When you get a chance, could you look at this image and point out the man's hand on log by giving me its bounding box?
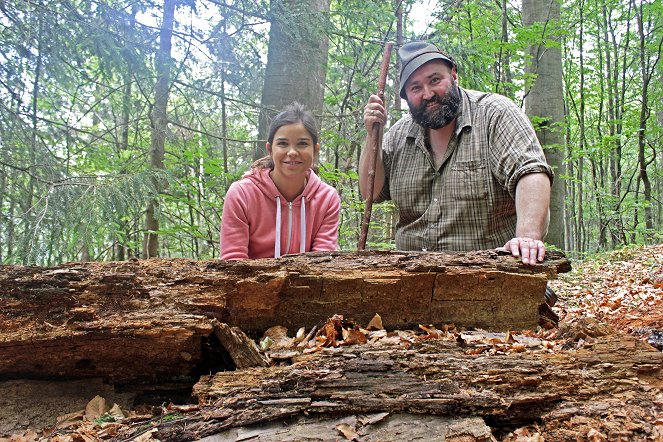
[501,237,545,265]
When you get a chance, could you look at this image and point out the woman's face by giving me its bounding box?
[267,122,319,178]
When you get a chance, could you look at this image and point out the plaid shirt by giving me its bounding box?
[378,88,554,251]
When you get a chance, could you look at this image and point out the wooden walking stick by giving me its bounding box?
[358,42,393,251]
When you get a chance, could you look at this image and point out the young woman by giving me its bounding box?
[220,103,341,259]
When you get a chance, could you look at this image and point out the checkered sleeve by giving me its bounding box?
[488,99,554,198]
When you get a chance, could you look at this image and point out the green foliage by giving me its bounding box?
[0,0,661,264]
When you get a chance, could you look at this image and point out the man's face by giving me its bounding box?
[404,61,460,129]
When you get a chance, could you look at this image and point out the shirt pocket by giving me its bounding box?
[448,159,489,200]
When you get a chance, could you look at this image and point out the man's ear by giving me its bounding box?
[451,67,458,81]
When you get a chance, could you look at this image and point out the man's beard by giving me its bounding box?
[408,84,461,129]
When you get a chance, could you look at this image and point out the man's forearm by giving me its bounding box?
[358,136,386,201]
[514,172,551,240]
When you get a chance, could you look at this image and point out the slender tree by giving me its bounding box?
[632,0,660,240]
[143,0,176,258]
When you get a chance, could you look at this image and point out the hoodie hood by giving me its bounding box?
[245,168,323,201]
[245,168,323,257]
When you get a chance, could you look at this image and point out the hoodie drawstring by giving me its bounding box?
[300,197,306,253]
[274,195,307,258]
[274,196,281,258]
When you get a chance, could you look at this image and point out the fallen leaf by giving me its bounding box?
[56,410,85,427]
[133,428,159,442]
[509,427,544,442]
[336,423,359,441]
[358,412,390,426]
[262,325,293,348]
[342,328,368,346]
[418,324,441,339]
[97,423,122,438]
[587,428,607,441]
[366,313,384,330]
[108,403,125,419]
[85,395,107,421]
[510,343,527,353]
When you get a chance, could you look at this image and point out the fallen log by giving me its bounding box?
[0,250,569,386]
[124,331,662,442]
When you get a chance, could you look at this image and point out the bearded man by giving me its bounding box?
[360,41,554,267]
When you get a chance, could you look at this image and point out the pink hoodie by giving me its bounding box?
[220,168,340,260]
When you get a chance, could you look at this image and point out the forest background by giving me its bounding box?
[0,0,661,266]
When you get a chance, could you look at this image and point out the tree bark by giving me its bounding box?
[255,0,331,159]
[0,250,569,386]
[129,331,662,442]
[633,0,655,238]
[522,0,566,250]
[143,0,176,258]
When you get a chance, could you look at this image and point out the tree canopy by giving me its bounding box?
[0,0,661,265]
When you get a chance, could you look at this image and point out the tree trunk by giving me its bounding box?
[0,250,570,387]
[21,5,44,264]
[497,0,514,99]
[633,0,654,239]
[601,0,627,248]
[255,0,331,160]
[143,0,176,258]
[522,0,566,250]
[394,0,403,113]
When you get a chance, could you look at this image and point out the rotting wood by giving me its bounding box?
[211,319,269,369]
[196,414,495,442]
[135,332,661,442]
[0,250,570,385]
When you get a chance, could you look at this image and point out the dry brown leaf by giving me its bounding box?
[464,347,487,355]
[508,427,544,442]
[84,395,107,420]
[108,403,125,419]
[319,315,344,347]
[336,423,359,441]
[133,428,159,442]
[342,328,368,346]
[510,343,527,353]
[505,330,517,343]
[418,324,441,339]
[74,431,98,442]
[56,410,85,428]
[441,323,456,332]
[366,313,384,330]
[97,423,123,438]
[587,428,607,441]
[358,412,390,426]
[262,325,293,348]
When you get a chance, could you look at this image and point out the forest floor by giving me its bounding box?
[2,244,663,442]
[550,243,663,349]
